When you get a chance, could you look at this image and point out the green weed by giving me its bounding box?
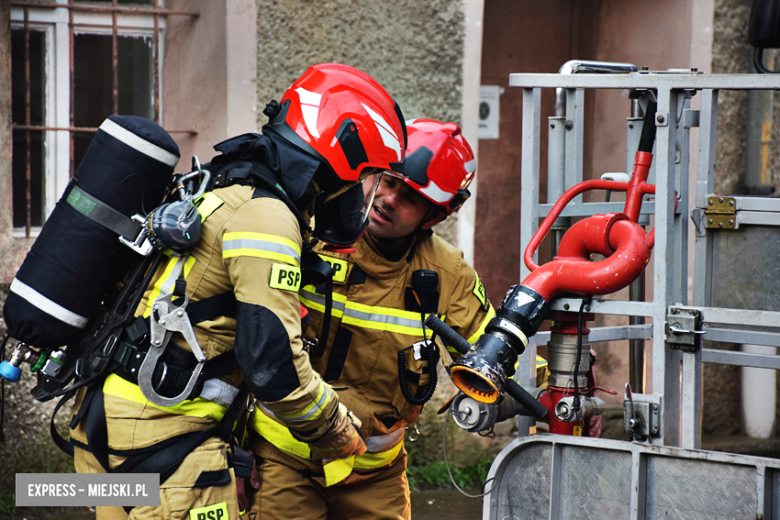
[0,494,15,515]
[406,458,493,492]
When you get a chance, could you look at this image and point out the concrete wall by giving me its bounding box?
[164,0,258,169]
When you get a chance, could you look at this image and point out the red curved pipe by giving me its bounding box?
[522,217,652,301]
[525,151,656,272]
[524,180,629,271]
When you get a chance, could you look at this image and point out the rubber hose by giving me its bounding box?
[505,379,548,420]
[424,315,471,355]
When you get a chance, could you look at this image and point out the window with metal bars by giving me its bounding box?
[9,1,197,238]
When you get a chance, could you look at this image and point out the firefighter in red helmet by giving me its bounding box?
[70,63,406,520]
[247,119,547,519]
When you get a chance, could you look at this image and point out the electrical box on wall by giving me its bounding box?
[479,85,502,139]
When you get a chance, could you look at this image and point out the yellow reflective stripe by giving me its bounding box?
[324,456,355,487]
[466,305,496,344]
[253,406,404,485]
[222,232,301,267]
[195,192,224,222]
[299,285,347,318]
[251,411,312,460]
[143,255,196,318]
[510,355,549,382]
[341,303,444,336]
[353,439,404,469]
[103,373,227,421]
[302,286,450,336]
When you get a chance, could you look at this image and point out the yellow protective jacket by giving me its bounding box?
[250,230,496,484]
[71,183,340,458]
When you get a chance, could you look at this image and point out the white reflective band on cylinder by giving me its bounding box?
[10,278,89,328]
[99,119,179,167]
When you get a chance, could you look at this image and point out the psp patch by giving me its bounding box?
[270,264,302,291]
[189,502,229,520]
[318,255,348,283]
[472,271,487,307]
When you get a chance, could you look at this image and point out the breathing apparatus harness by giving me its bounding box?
[2,142,337,490]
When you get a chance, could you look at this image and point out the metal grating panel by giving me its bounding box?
[487,435,780,520]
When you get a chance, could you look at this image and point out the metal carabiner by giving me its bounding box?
[138,291,206,407]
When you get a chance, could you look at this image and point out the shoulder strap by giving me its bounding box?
[207,159,312,236]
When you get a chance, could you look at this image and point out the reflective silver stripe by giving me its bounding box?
[199,378,240,408]
[222,238,301,264]
[258,385,330,423]
[9,278,89,328]
[99,119,179,167]
[365,428,405,453]
[464,158,477,173]
[160,257,187,294]
[343,307,422,331]
[299,288,346,313]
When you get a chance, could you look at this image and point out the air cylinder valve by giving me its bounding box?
[0,342,39,382]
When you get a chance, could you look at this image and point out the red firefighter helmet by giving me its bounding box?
[397,119,476,215]
[266,63,407,183]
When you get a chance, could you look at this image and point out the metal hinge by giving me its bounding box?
[704,196,736,230]
[666,307,705,353]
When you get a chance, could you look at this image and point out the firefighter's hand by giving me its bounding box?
[310,404,367,463]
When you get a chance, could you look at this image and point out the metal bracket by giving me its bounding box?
[667,307,705,353]
[690,208,706,236]
[682,109,700,129]
[623,385,660,440]
[704,196,736,230]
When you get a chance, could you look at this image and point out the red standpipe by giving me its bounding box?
[522,150,657,435]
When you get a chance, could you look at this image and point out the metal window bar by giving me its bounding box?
[24,8,31,237]
[10,2,199,238]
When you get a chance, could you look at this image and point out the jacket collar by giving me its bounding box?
[353,233,420,279]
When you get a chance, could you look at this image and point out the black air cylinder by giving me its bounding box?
[4,115,179,349]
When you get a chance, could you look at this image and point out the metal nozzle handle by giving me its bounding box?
[424,315,471,355]
[505,379,548,420]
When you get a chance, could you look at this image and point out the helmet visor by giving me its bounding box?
[315,170,384,247]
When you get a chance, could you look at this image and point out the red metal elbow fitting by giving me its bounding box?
[522,213,652,302]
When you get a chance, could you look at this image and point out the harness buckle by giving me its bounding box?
[118,214,155,256]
